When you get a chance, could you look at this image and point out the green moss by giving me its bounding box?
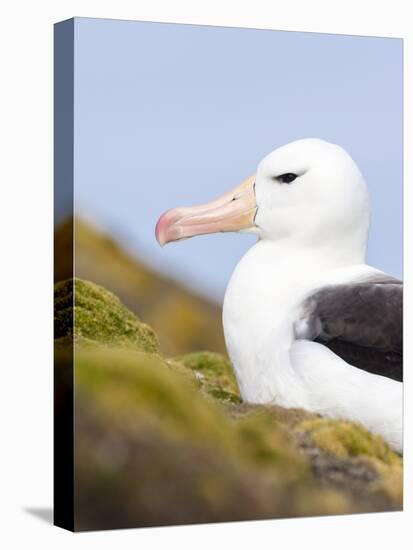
[73,346,350,529]
[52,276,402,527]
[173,351,241,404]
[67,217,227,356]
[295,418,403,509]
[54,278,159,353]
[74,347,301,473]
[297,418,400,465]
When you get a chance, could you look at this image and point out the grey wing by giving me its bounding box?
[301,275,403,381]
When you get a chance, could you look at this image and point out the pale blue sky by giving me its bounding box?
[72,17,403,300]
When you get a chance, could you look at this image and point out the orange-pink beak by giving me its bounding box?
[155,175,257,246]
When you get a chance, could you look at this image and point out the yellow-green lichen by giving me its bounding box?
[298,418,403,509]
[297,418,400,465]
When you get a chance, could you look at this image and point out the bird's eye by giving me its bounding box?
[274,173,298,184]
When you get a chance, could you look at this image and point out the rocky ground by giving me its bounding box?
[54,278,402,531]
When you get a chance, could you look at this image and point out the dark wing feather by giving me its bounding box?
[302,275,403,381]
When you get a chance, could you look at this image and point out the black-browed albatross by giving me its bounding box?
[155,138,403,452]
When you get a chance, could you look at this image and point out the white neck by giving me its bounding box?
[222,234,367,407]
[222,236,402,452]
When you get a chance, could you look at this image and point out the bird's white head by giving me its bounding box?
[155,138,369,259]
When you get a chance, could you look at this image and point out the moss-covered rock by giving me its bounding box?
[172,351,241,404]
[74,346,348,530]
[297,418,400,465]
[295,418,403,509]
[53,276,403,530]
[54,278,159,353]
[75,348,301,474]
[66,217,227,356]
